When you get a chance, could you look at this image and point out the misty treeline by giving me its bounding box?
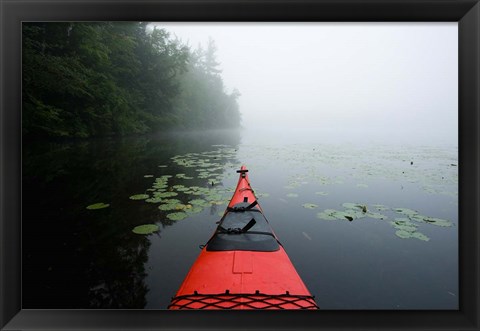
[22,22,241,139]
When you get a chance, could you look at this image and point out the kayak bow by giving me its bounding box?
[168,165,319,309]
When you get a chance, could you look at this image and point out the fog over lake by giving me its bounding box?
[152,22,458,147]
[22,22,458,310]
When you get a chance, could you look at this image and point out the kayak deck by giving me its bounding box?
[168,166,318,309]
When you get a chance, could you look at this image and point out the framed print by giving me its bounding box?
[1,0,479,330]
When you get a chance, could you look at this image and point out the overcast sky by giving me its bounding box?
[152,22,457,145]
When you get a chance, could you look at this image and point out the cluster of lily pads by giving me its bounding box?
[257,143,458,200]
[314,202,452,241]
[315,203,387,221]
[126,146,241,234]
[87,143,457,239]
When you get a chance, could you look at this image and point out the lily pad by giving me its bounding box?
[175,204,193,211]
[86,202,110,210]
[158,203,180,211]
[366,212,387,220]
[302,203,318,209]
[286,193,299,198]
[391,219,417,232]
[205,193,223,201]
[129,194,149,200]
[145,197,163,203]
[144,175,154,178]
[412,232,430,241]
[395,230,412,239]
[342,203,363,210]
[317,212,338,221]
[394,229,430,241]
[394,208,418,217]
[176,174,194,180]
[315,191,329,196]
[154,192,178,198]
[316,209,362,221]
[372,204,390,211]
[413,215,452,227]
[132,224,159,235]
[153,183,168,190]
[189,199,208,207]
[166,212,188,221]
[174,186,190,192]
[185,206,204,214]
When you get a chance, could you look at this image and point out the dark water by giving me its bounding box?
[22,128,458,309]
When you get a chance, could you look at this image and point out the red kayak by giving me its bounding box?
[168,166,319,309]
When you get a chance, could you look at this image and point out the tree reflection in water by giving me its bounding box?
[22,129,241,308]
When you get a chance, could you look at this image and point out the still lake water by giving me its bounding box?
[22,128,458,309]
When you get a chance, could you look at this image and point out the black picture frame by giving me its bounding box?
[1,0,479,330]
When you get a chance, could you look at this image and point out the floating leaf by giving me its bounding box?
[86,202,110,210]
[132,224,159,235]
[395,229,430,241]
[413,215,452,227]
[286,193,299,198]
[356,183,369,188]
[176,173,194,180]
[162,199,182,204]
[366,212,387,220]
[154,192,178,198]
[144,175,154,178]
[394,208,418,216]
[411,232,430,241]
[153,184,168,190]
[315,191,329,196]
[372,204,390,211]
[302,203,318,209]
[391,220,417,232]
[395,230,411,239]
[342,202,363,210]
[145,197,163,204]
[174,186,190,192]
[316,212,338,221]
[205,191,223,199]
[129,194,149,200]
[166,212,188,221]
[316,209,361,221]
[185,206,203,214]
[189,199,208,207]
[175,204,193,210]
[158,203,180,211]
[395,208,453,227]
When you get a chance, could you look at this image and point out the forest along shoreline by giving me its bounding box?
[22,22,241,140]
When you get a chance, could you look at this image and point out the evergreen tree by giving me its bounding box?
[22,22,241,139]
